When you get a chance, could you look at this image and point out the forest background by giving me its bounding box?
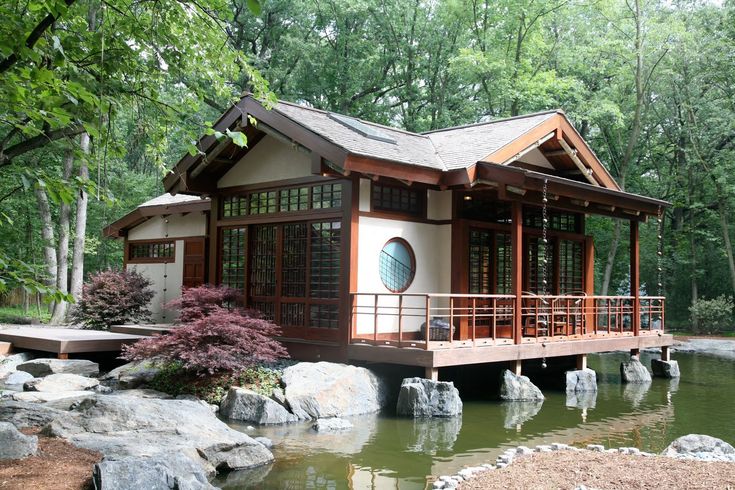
[1,0,733,327]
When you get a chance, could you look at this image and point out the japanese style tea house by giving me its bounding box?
[105,94,673,379]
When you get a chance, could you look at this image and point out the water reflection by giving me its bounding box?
[502,400,543,429]
[396,416,462,454]
[565,390,596,410]
[218,352,735,489]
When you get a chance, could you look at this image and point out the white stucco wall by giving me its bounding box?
[355,217,451,334]
[126,213,206,322]
[127,213,206,240]
[217,135,312,188]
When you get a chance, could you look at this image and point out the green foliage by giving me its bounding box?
[147,361,283,405]
[689,296,734,335]
[0,305,51,324]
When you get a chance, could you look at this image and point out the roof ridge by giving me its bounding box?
[422,109,563,135]
[274,98,429,139]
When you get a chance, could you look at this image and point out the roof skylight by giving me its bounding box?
[328,113,397,144]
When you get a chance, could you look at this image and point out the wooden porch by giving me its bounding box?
[348,292,672,368]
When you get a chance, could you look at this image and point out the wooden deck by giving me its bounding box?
[0,327,145,358]
[348,333,674,368]
[110,324,176,336]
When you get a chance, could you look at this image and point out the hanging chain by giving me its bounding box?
[541,179,549,297]
[162,216,169,322]
[657,206,664,295]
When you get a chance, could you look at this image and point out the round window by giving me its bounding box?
[379,238,416,293]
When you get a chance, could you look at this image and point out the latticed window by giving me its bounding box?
[249,191,277,214]
[222,196,247,217]
[495,232,512,294]
[371,184,423,215]
[524,208,581,233]
[281,223,307,297]
[312,183,342,209]
[310,222,342,299]
[528,237,555,294]
[469,229,492,294]
[378,238,415,293]
[249,225,277,297]
[310,304,339,329]
[220,228,246,290]
[280,187,309,212]
[128,241,174,262]
[559,239,584,294]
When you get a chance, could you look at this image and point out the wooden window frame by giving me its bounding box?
[370,182,427,219]
[126,239,175,264]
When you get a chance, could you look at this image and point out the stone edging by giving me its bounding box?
[432,443,657,489]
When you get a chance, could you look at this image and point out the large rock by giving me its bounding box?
[11,390,95,407]
[0,421,38,459]
[312,418,353,432]
[43,395,273,474]
[17,358,99,377]
[220,387,297,425]
[0,352,37,379]
[0,400,66,428]
[620,357,652,383]
[24,373,100,392]
[100,361,161,389]
[565,368,597,393]
[662,434,735,462]
[281,362,388,420]
[651,359,680,378]
[93,453,215,490]
[396,378,462,417]
[3,370,34,387]
[499,370,544,401]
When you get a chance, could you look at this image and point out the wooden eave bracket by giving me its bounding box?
[556,136,600,187]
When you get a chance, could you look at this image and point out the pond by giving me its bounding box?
[216,351,735,490]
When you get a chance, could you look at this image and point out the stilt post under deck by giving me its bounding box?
[511,201,523,345]
[631,220,640,336]
[57,352,69,360]
[576,353,587,370]
[510,359,522,376]
[661,345,671,362]
[425,367,439,381]
[630,348,640,359]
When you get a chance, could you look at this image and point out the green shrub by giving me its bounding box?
[147,361,284,405]
[689,295,734,334]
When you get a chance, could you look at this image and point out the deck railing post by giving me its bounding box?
[631,220,641,336]
[511,201,523,344]
[398,294,403,344]
[350,293,356,343]
[471,298,476,343]
[373,294,378,343]
[449,297,454,344]
[425,295,431,350]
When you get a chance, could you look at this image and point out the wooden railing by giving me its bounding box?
[349,292,665,349]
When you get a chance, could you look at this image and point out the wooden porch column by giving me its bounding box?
[584,236,595,334]
[511,201,523,344]
[425,367,439,381]
[576,353,587,370]
[510,359,522,376]
[630,221,640,336]
[661,345,671,362]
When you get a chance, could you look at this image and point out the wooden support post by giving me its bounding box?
[584,236,595,334]
[631,220,640,336]
[511,359,522,376]
[630,348,640,359]
[511,201,523,345]
[57,353,69,360]
[661,345,671,362]
[425,367,439,381]
[576,353,587,370]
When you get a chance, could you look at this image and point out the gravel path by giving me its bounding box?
[458,451,735,490]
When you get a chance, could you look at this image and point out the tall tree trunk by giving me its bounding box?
[600,0,644,295]
[34,185,57,312]
[50,149,74,324]
[718,199,735,295]
[68,133,90,317]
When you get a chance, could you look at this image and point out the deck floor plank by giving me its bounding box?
[0,327,145,355]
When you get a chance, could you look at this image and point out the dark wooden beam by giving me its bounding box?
[630,220,640,337]
[511,201,523,345]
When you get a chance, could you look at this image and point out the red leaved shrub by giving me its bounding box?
[122,284,289,374]
[72,269,154,330]
[164,284,241,323]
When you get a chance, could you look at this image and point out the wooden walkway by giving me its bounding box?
[0,327,144,358]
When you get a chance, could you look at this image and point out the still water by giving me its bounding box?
[217,351,735,489]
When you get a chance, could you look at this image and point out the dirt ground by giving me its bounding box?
[458,451,735,490]
[0,428,100,490]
